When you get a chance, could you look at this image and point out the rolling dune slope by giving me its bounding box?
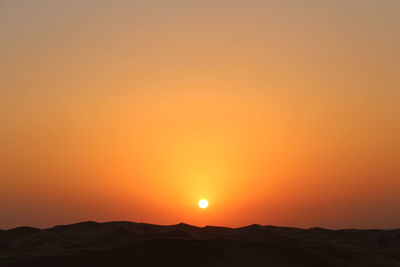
[1,221,400,266]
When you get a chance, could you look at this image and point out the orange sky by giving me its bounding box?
[1,0,399,229]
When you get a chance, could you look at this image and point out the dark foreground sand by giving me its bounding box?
[1,221,400,266]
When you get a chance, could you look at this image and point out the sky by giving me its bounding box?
[0,0,399,229]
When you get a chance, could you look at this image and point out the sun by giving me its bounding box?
[198,199,209,209]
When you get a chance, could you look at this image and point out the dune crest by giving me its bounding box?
[1,221,400,266]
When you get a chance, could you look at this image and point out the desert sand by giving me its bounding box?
[1,221,400,266]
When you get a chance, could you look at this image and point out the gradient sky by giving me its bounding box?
[1,0,399,229]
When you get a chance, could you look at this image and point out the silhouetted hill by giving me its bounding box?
[1,222,400,266]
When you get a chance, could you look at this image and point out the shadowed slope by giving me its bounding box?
[1,222,400,267]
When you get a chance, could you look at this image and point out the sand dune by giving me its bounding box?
[1,221,400,266]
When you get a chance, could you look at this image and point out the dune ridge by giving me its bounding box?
[1,221,400,266]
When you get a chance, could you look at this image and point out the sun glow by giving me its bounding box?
[198,199,209,209]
